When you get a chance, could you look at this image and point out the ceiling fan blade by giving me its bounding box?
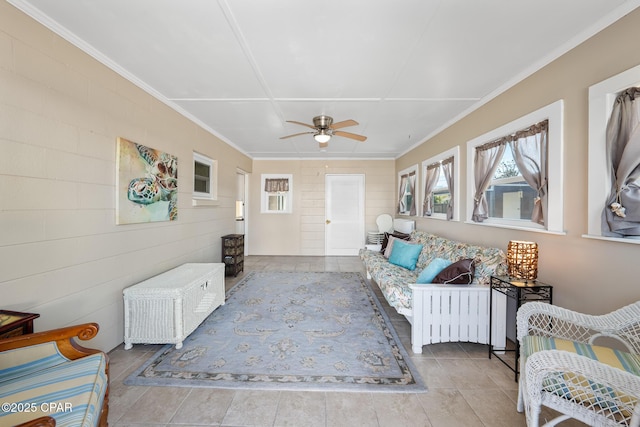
[334,130,367,142]
[286,120,316,130]
[280,131,314,140]
[318,142,329,149]
[330,119,358,130]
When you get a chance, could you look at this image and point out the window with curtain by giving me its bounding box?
[466,100,564,234]
[422,157,454,218]
[421,147,459,221]
[440,157,454,220]
[261,174,293,213]
[602,87,640,237]
[587,65,640,242]
[397,166,417,216]
[422,162,441,216]
[473,120,548,224]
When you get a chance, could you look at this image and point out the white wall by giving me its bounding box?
[0,2,252,351]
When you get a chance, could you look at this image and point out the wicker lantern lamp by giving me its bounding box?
[507,240,538,281]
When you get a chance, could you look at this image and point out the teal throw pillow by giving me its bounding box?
[388,239,423,271]
[417,258,452,284]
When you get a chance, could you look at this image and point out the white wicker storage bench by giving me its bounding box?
[123,263,225,349]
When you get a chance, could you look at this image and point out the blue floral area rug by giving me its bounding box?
[124,271,426,392]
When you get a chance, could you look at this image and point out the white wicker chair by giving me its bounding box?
[517,301,640,427]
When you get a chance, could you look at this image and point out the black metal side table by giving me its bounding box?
[489,275,553,381]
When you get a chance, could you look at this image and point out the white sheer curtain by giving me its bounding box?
[398,171,417,215]
[472,140,507,222]
[422,163,440,216]
[602,87,640,236]
[441,157,454,220]
[409,172,417,216]
[397,174,408,214]
[509,120,548,225]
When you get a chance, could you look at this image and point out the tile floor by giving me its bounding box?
[107,256,585,426]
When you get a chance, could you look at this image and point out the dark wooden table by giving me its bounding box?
[0,310,40,339]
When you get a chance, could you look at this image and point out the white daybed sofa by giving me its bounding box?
[359,230,508,353]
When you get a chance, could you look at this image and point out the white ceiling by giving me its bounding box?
[9,0,640,159]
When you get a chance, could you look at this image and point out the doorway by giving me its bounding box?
[503,191,521,219]
[325,174,365,255]
[236,169,248,255]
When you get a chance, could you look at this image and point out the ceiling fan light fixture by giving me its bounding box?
[314,130,331,143]
[281,116,365,143]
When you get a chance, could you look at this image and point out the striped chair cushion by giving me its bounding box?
[0,342,72,384]
[522,336,640,375]
[0,351,107,427]
[522,335,640,415]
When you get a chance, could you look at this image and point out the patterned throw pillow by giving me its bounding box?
[383,235,399,258]
[380,231,411,254]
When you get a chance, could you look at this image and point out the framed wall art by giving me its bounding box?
[116,137,178,224]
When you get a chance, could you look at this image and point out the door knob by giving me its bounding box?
[326,219,331,224]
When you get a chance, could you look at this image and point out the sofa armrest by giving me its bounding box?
[0,323,100,361]
[15,416,56,427]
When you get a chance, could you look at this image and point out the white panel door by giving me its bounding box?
[325,174,365,255]
[503,191,521,219]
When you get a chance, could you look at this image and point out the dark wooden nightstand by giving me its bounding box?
[221,234,244,277]
[0,310,40,339]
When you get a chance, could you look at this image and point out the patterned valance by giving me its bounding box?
[476,120,548,152]
[426,161,441,171]
[441,156,454,166]
[264,178,289,192]
[426,156,453,170]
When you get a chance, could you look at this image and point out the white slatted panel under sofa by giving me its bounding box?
[409,283,506,354]
[123,263,225,350]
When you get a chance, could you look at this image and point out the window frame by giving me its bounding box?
[397,165,418,216]
[465,100,565,234]
[261,174,293,214]
[421,146,460,221]
[586,63,640,244]
[192,151,218,202]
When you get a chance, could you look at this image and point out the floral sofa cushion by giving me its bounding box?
[361,249,418,315]
[360,230,507,315]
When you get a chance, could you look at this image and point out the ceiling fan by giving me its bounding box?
[280,115,367,149]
